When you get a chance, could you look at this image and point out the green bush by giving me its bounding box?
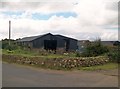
[75,52,80,57]
[1,39,20,50]
[107,47,120,63]
[80,39,109,57]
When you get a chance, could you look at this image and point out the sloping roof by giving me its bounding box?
[18,35,41,42]
[55,35,77,41]
[18,33,78,42]
[17,33,53,42]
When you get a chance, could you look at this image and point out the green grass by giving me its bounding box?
[2,49,69,58]
[2,49,37,57]
[78,63,118,71]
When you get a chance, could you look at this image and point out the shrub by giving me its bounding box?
[75,52,80,57]
[1,39,21,50]
[107,52,119,63]
[107,46,120,63]
[80,39,109,57]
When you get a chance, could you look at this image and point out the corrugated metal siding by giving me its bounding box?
[69,39,78,50]
[18,33,78,51]
[56,38,65,48]
[32,34,52,48]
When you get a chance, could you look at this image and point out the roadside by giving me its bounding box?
[3,61,118,77]
[2,62,118,87]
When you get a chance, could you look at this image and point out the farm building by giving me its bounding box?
[17,33,78,51]
[101,41,115,46]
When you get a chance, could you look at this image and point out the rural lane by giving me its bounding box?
[2,62,118,87]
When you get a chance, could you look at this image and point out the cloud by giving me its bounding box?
[0,0,118,41]
[0,2,75,13]
[106,2,118,11]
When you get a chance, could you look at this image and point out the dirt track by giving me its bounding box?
[2,62,118,87]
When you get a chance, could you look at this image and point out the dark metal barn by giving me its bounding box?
[17,33,78,51]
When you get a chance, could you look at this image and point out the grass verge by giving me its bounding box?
[78,63,118,71]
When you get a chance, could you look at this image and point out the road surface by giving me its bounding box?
[2,62,118,87]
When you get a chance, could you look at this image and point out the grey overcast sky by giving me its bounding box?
[0,0,119,41]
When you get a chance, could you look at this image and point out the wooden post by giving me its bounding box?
[9,20,11,46]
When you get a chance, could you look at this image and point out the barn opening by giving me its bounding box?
[44,40,57,51]
[64,39,70,51]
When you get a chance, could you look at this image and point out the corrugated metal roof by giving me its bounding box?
[17,33,52,42]
[17,35,42,42]
[17,33,78,42]
[55,35,77,41]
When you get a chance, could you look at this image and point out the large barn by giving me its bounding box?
[17,33,78,51]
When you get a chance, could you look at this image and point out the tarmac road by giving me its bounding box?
[2,62,118,87]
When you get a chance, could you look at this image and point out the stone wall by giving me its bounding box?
[2,54,109,70]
